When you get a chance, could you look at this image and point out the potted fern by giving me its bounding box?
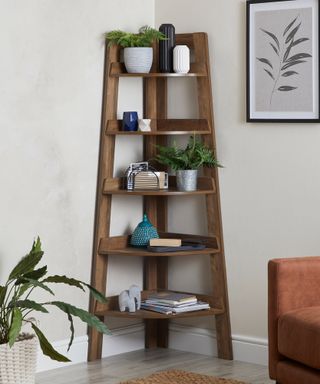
[154,135,222,192]
[0,237,109,384]
[105,26,166,73]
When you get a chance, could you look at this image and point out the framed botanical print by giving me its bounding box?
[246,0,320,122]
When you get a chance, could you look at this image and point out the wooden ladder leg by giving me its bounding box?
[156,78,169,348]
[88,42,119,361]
[194,32,233,360]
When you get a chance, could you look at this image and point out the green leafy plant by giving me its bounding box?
[0,238,109,362]
[105,25,166,47]
[154,135,222,171]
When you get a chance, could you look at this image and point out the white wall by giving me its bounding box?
[0,0,154,346]
[156,0,320,341]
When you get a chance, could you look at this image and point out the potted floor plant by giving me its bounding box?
[0,237,109,384]
[154,135,222,192]
[105,26,166,73]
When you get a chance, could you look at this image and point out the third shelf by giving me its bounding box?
[103,176,216,196]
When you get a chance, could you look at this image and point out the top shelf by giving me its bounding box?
[109,62,207,78]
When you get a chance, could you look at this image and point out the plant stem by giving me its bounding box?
[270,57,282,106]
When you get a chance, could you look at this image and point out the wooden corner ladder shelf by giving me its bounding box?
[88,32,233,361]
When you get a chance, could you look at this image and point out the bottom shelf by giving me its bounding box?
[95,307,224,319]
[94,290,224,320]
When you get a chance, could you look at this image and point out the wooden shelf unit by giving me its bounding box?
[88,32,233,362]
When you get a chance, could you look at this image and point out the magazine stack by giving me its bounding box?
[140,291,210,315]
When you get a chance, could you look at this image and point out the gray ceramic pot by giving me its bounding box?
[176,169,198,191]
[124,47,153,73]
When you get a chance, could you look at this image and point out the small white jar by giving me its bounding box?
[173,45,190,74]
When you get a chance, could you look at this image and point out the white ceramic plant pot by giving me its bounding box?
[0,336,37,384]
[176,169,198,191]
[173,45,190,74]
[124,47,153,73]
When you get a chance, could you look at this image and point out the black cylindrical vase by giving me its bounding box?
[159,24,175,73]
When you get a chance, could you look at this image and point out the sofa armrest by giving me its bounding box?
[268,257,320,379]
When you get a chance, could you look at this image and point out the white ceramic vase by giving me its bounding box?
[124,47,153,73]
[173,45,190,74]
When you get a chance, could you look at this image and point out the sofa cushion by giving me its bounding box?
[278,306,320,369]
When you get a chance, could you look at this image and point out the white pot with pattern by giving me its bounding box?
[124,47,153,73]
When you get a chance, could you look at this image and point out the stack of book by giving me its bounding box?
[140,291,210,315]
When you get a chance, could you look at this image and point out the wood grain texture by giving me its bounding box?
[103,176,216,196]
[194,32,233,360]
[88,42,118,361]
[109,62,206,77]
[105,118,210,135]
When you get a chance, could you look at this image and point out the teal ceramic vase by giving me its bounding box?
[130,214,159,247]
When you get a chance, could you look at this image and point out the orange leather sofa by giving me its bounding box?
[269,257,320,384]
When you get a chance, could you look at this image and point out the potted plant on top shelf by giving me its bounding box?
[0,237,109,384]
[154,135,222,192]
[105,26,166,74]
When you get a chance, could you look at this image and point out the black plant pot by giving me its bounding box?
[159,24,175,73]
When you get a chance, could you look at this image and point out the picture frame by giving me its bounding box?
[246,0,320,122]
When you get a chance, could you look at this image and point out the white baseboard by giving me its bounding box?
[37,323,268,372]
[101,324,144,357]
[36,324,144,372]
[169,323,268,366]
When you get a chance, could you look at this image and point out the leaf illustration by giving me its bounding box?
[281,60,306,70]
[260,28,280,49]
[264,69,274,79]
[286,52,312,62]
[270,43,279,55]
[278,86,298,91]
[282,71,298,77]
[285,23,301,44]
[283,16,298,36]
[292,37,309,47]
[256,57,273,69]
[283,40,294,62]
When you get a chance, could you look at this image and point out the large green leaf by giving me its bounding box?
[22,266,47,281]
[17,284,31,299]
[66,312,74,351]
[15,278,54,296]
[9,238,43,280]
[43,276,107,303]
[14,300,48,313]
[83,283,108,304]
[8,308,22,347]
[0,286,7,306]
[50,301,110,335]
[31,323,70,362]
[42,275,84,291]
